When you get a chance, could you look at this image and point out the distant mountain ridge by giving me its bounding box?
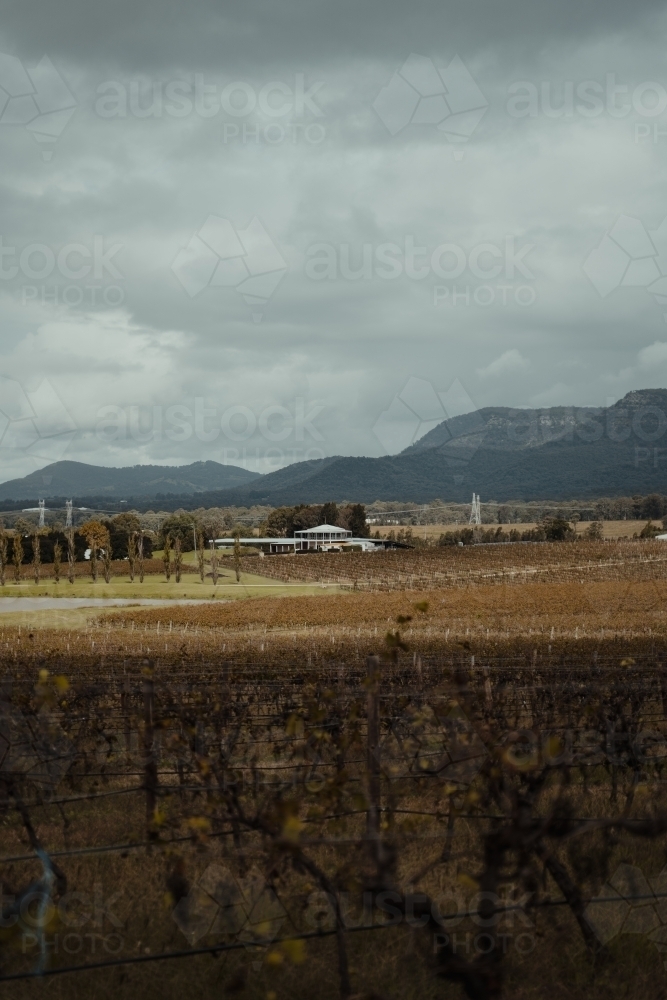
[403,388,667,461]
[0,460,260,501]
[2,391,667,508]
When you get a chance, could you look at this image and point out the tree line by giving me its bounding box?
[261,502,369,538]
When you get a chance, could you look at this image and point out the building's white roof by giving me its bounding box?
[294,523,351,535]
[214,537,297,544]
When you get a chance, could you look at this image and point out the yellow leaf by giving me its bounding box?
[286,713,304,737]
[187,816,211,832]
[55,675,69,692]
[281,938,306,964]
[38,668,49,682]
[282,815,303,842]
[265,949,284,967]
[457,873,479,890]
[544,736,564,760]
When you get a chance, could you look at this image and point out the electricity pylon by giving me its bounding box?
[469,493,481,525]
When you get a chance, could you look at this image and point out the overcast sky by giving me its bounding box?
[1,0,667,480]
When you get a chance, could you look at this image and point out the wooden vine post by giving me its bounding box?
[143,674,158,841]
[0,676,11,775]
[366,655,381,839]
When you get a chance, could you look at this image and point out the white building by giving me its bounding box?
[293,523,352,550]
[214,523,394,554]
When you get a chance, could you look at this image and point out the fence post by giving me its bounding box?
[143,676,158,841]
[121,680,131,755]
[0,676,11,776]
[660,658,667,720]
[483,665,493,710]
[366,655,381,838]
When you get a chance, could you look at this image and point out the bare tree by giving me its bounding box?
[53,540,61,584]
[128,531,136,582]
[210,539,219,586]
[32,531,41,584]
[67,528,75,584]
[163,532,172,581]
[90,539,98,582]
[233,528,241,583]
[0,530,7,587]
[173,536,182,583]
[12,531,23,585]
[82,520,109,584]
[138,530,144,583]
[103,541,112,584]
[196,528,205,582]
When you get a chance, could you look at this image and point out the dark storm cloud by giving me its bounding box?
[3,0,665,70]
[0,0,666,478]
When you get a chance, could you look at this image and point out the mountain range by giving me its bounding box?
[1,390,666,509]
[0,460,260,502]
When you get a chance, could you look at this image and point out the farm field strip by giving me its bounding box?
[0,578,662,670]
[241,539,667,590]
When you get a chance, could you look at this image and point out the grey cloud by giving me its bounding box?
[0,2,665,476]
[2,0,665,71]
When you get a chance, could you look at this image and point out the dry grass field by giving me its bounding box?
[2,536,667,1000]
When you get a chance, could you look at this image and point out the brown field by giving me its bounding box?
[106,578,667,639]
[3,535,667,1000]
[237,537,667,590]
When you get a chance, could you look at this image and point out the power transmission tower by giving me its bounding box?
[65,500,72,529]
[469,493,481,526]
[38,499,45,528]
